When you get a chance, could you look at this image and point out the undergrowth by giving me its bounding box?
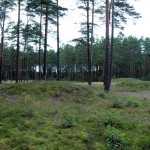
[114,80,150,92]
[0,80,150,149]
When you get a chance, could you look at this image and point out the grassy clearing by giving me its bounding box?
[111,78,150,92]
[111,78,141,82]
[0,80,150,150]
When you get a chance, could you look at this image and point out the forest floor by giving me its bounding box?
[0,78,150,150]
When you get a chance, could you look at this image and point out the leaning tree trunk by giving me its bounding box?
[104,0,110,92]
[16,0,21,83]
[43,4,48,79]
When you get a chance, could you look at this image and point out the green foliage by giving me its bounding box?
[0,81,150,149]
[126,97,141,107]
[112,100,124,108]
[102,113,122,128]
[112,96,142,108]
[137,136,150,150]
[99,91,106,98]
[112,96,125,108]
[60,44,75,67]
[61,108,77,128]
[116,81,150,89]
[2,35,150,82]
[105,127,131,150]
[114,80,150,92]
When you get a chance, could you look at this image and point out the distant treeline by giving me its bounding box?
[2,36,150,82]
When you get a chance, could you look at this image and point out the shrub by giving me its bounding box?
[61,108,76,128]
[102,113,122,128]
[126,97,141,107]
[105,127,130,150]
[137,136,150,150]
[112,96,142,108]
[99,91,106,98]
[112,96,125,108]
[112,100,125,108]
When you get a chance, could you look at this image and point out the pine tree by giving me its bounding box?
[104,0,110,92]
[0,0,15,83]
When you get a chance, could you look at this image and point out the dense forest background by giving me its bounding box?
[0,0,150,86]
[2,36,150,82]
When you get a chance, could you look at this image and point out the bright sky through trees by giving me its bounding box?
[59,0,150,44]
[8,0,150,50]
[124,0,150,38]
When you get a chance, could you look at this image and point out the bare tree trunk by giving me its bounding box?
[0,41,2,83]
[23,10,29,82]
[16,0,21,83]
[43,4,48,79]
[87,0,91,85]
[0,0,7,83]
[104,0,110,92]
[39,4,43,80]
[57,0,60,80]
[109,0,114,86]
[90,0,95,82]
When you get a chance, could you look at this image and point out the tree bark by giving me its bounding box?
[104,0,110,92]
[43,4,48,79]
[0,41,2,83]
[0,0,7,83]
[16,0,21,83]
[109,0,114,87]
[90,0,94,82]
[39,4,43,80]
[57,0,60,80]
[87,0,91,85]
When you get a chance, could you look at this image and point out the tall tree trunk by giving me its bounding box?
[109,0,114,86]
[0,41,2,83]
[56,0,60,80]
[16,0,21,83]
[87,0,91,85]
[0,0,7,83]
[23,10,29,82]
[43,4,48,79]
[104,0,110,92]
[39,4,43,80]
[90,0,94,82]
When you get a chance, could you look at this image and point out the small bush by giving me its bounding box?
[112,96,142,108]
[105,127,130,150]
[137,136,150,150]
[112,100,125,108]
[102,113,122,128]
[61,108,76,128]
[126,97,141,107]
[112,96,125,108]
[99,91,106,98]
